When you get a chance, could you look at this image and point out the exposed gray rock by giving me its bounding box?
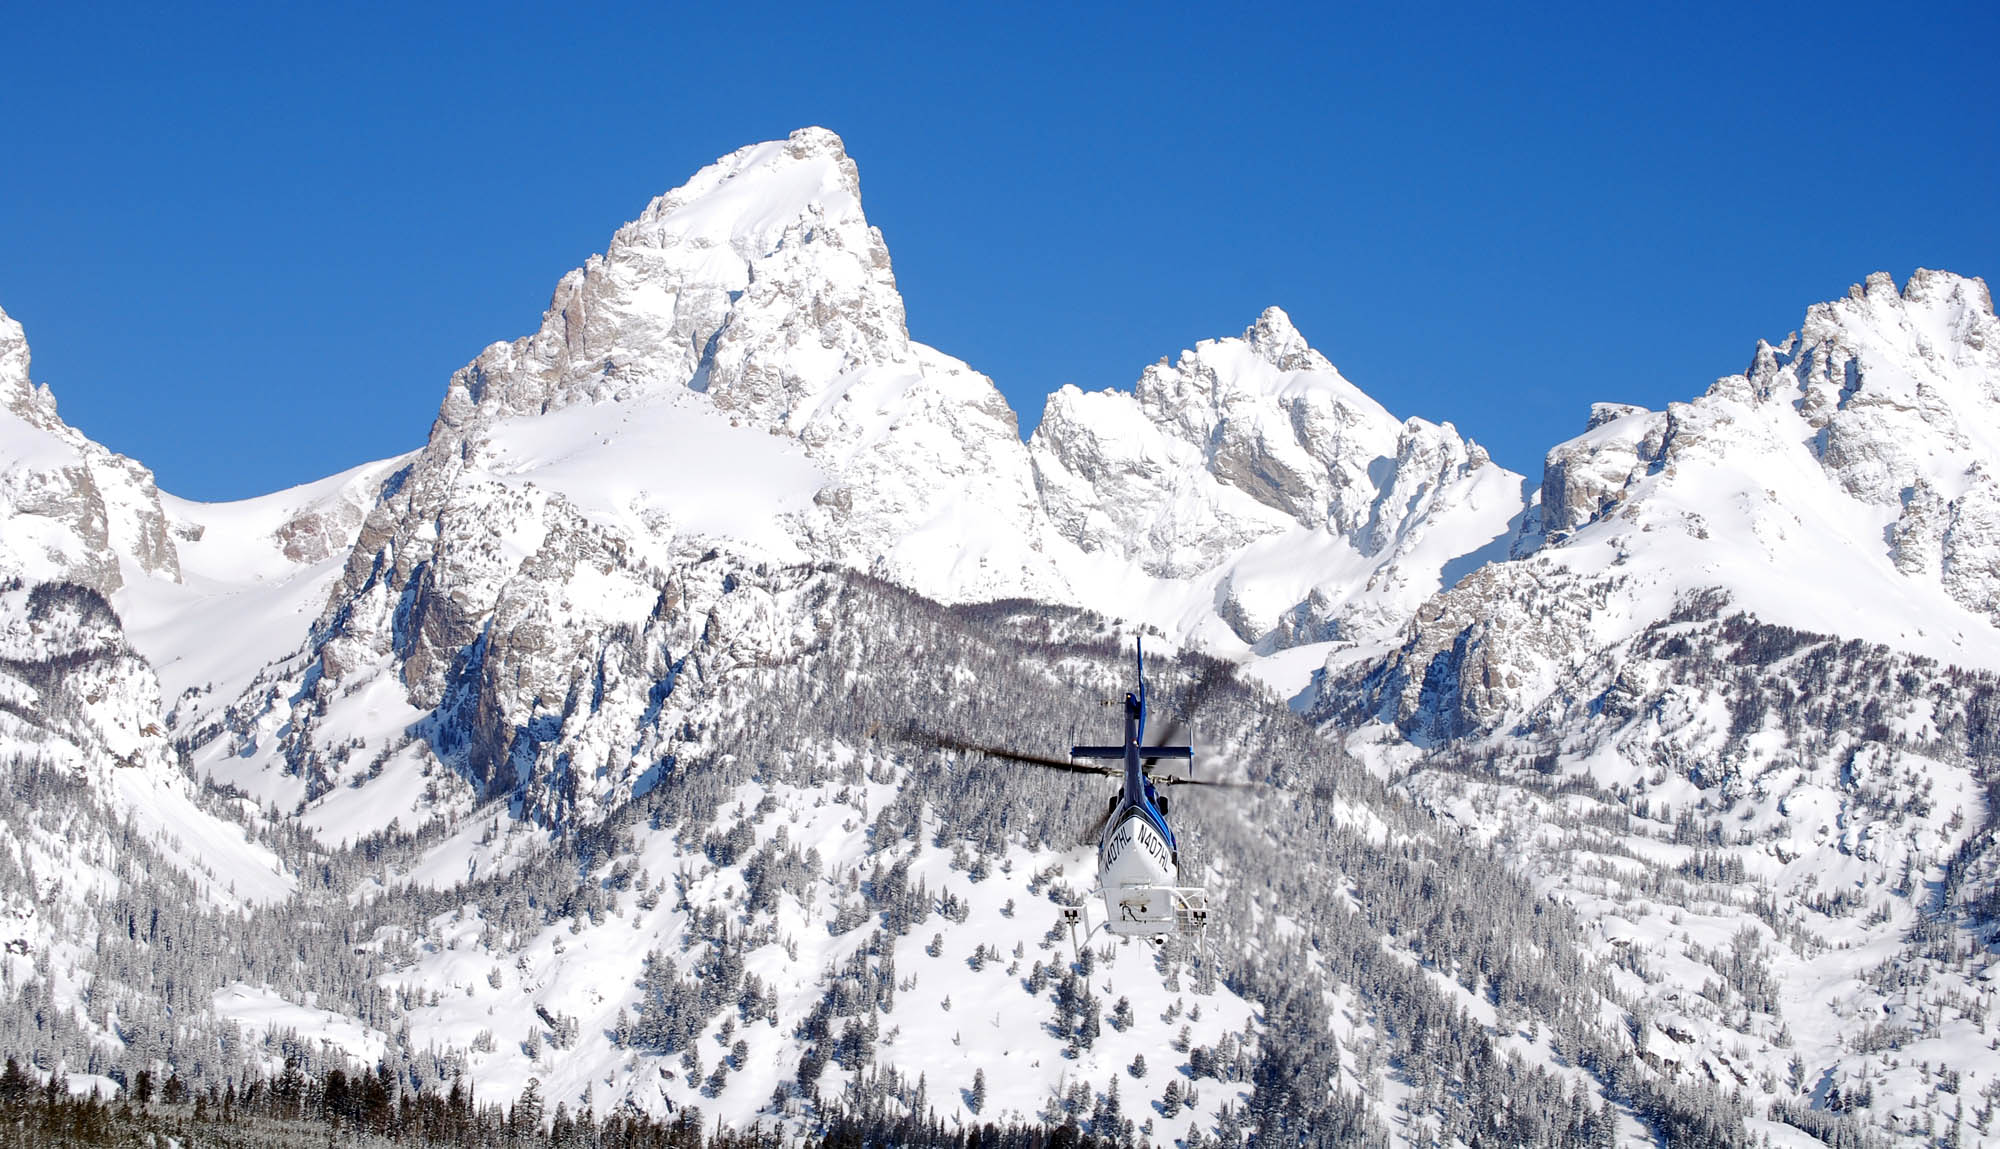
[0,307,180,592]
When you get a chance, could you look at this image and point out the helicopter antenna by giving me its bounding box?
[1135,637,1146,720]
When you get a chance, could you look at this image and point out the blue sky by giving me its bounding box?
[3,2,1995,500]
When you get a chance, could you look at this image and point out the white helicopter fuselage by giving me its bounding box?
[1102,811,1175,884]
[1097,808,1186,936]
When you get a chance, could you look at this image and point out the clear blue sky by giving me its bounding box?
[4,2,1995,500]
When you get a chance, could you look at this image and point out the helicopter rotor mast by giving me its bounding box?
[1067,638,1191,807]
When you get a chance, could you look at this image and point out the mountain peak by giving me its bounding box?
[1835,266,1991,312]
[1248,304,1298,338]
[0,305,36,414]
[432,127,906,437]
[611,125,867,258]
[1241,305,1328,373]
[784,124,849,156]
[1901,266,1993,314]
[0,305,70,432]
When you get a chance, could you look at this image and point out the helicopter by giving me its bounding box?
[915,639,1245,946]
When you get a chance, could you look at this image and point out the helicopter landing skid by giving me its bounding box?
[1061,885,1211,959]
[1176,887,1211,940]
[1061,903,1088,959]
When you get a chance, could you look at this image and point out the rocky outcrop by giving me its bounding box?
[1778,270,2000,622]
[0,307,180,592]
[1031,306,1523,652]
[0,581,175,775]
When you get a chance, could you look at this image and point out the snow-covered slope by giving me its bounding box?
[288,573,1626,1145]
[0,308,293,923]
[1320,270,2000,1147]
[114,455,413,737]
[0,580,290,904]
[0,579,294,1074]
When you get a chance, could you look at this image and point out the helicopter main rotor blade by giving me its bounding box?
[1145,651,1263,765]
[1149,675,1214,753]
[1154,773,1261,789]
[907,727,1119,778]
[1147,660,1226,755]
[1079,802,1117,845]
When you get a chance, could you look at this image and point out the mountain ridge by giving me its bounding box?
[0,126,1996,1148]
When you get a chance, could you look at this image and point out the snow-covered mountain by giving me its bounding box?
[1335,268,2000,745]
[399,126,1065,603]
[169,127,1519,844]
[1031,305,1522,674]
[0,308,295,990]
[3,123,1999,1147]
[1321,268,2000,1146]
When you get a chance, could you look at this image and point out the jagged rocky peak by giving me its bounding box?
[279,129,1070,836]
[1340,268,2000,744]
[1131,307,1404,513]
[1523,270,2000,622]
[1239,304,1330,373]
[1743,268,1998,504]
[0,308,35,409]
[0,306,67,435]
[1032,305,1511,577]
[1532,402,1665,542]
[385,124,1043,594]
[1534,269,1999,534]
[433,126,911,442]
[0,305,179,592]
